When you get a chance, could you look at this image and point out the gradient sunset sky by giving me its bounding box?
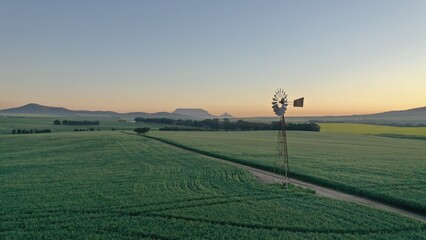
[1,1,425,117]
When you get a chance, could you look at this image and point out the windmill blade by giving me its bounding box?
[293,97,304,107]
[272,97,278,101]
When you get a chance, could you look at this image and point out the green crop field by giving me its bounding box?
[2,131,425,239]
[319,123,426,136]
[150,130,426,215]
[0,116,166,134]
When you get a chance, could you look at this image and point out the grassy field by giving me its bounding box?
[319,123,426,136]
[0,116,166,134]
[150,130,426,215]
[1,131,425,239]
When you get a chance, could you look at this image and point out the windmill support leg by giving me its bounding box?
[276,115,289,188]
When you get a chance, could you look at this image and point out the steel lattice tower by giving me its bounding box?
[274,115,289,188]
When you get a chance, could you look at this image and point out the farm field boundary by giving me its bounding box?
[371,133,426,141]
[319,123,426,136]
[138,133,426,222]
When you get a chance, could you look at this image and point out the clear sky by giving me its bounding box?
[1,0,425,117]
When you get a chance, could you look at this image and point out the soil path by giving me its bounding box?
[140,134,425,223]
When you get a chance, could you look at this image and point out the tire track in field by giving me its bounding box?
[134,133,426,223]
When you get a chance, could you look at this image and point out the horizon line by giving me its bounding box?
[1,102,424,119]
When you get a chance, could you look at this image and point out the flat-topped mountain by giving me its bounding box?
[173,108,234,119]
[173,108,215,119]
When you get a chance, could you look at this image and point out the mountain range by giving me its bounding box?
[0,103,425,124]
[0,103,234,119]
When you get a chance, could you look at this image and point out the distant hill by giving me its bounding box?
[1,103,75,116]
[0,103,234,120]
[366,106,426,118]
[219,112,234,118]
[312,106,426,125]
[244,106,426,125]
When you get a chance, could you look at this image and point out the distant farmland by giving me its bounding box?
[0,116,167,134]
[1,131,425,238]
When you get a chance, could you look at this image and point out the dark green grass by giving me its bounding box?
[150,131,426,215]
[1,132,425,239]
[320,123,426,136]
[372,134,426,141]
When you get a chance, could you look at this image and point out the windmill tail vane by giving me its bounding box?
[293,97,304,107]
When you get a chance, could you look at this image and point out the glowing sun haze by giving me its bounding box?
[1,1,425,117]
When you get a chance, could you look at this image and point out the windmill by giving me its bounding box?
[272,89,304,188]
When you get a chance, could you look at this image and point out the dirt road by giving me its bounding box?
[143,134,425,223]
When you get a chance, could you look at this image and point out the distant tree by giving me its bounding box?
[12,129,16,134]
[53,120,61,125]
[17,129,21,134]
[134,127,150,134]
[111,128,115,131]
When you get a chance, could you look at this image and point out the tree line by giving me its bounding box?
[12,129,52,134]
[135,118,320,131]
[73,128,99,132]
[54,120,100,125]
[159,127,217,131]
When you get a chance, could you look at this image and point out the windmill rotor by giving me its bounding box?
[271,89,288,116]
